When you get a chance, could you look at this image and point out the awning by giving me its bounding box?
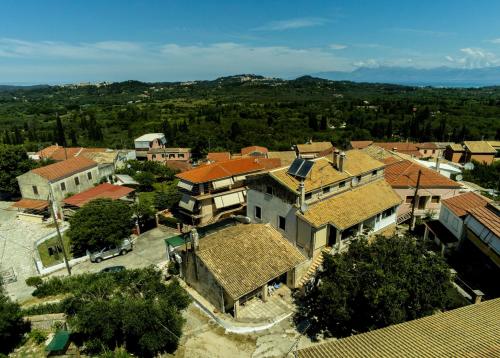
[212,178,234,190]
[214,192,245,209]
[165,234,187,248]
[179,194,196,211]
[45,330,70,353]
[12,199,49,210]
[177,180,194,191]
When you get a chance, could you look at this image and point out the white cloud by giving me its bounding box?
[486,38,500,44]
[352,59,380,68]
[253,17,328,31]
[445,47,499,68]
[388,28,453,37]
[329,44,347,50]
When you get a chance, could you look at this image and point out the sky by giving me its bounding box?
[1,0,500,83]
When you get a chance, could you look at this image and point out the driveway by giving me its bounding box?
[63,226,178,275]
[0,201,56,302]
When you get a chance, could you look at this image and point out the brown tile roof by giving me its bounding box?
[350,140,373,149]
[207,152,231,162]
[448,143,464,151]
[297,298,500,358]
[416,142,438,149]
[468,205,500,237]
[298,180,402,229]
[296,141,333,154]
[30,157,97,181]
[11,199,49,210]
[442,192,491,217]
[267,151,297,166]
[384,159,461,188]
[241,146,268,156]
[165,161,192,172]
[373,142,422,157]
[63,183,134,207]
[463,141,497,154]
[176,157,280,184]
[196,224,306,300]
[343,150,385,176]
[36,145,108,161]
[270,158,350,194]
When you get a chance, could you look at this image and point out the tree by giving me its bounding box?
[0,145,37,196]
[0,291,31,354]
[55,115,67,146]
[230,121,242,138]
[68,199,133,256]
[133,171,156,192]
[297,234,463,338]
[154,185,181,211]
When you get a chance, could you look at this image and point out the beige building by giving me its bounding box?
[181,224,307,318]
[294,141,333,159]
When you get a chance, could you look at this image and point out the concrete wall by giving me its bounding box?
[395,187,461,218]
[297,217,313,257]
[312,226,327,256]
[18,172,51,201]
[373,207,398,232]
[439,205,464,240]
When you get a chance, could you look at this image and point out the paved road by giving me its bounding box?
[60,226,178,275]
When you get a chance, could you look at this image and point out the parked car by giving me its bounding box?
[89,239,133,263]
[100,265,126,273]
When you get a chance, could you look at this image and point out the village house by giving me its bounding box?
[15,157,100,216]
[181,224,307,319]
[349,140,373,150]
[240,145,268,157]
[147,147,191,163]
[371,142,422,158]
[175,157,281,226]
[445,141,497,165]
[134,133,166,160]
[416,142,441,159]
[206,152,231,163]
[246,150,402,258]
[294,141,333,159]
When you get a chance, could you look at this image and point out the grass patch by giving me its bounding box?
[37,233,73,268]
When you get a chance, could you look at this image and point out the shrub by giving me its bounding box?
[29,329,47,344]
[22,302,64,316]
[168,261,180,275]
[158,215,180,228]
[25,276,43,288]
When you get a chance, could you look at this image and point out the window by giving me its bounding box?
[432,150,436,154]
[32,185,38,195]
[255,206,262,219]
[87,172,92,180]
[74,177,80,186]
[169,154,175,158]
[431,196,440,203]
[339,181,346,188]
[266,185,273,195]
[60,182,66,191]
[382,207,395,218]
[323,186,330,194]
[405,196,414,204]
[278,216,286,230]
[305,193,312,200]
[372,170,378,176]
[179,153,185,158]
[357,175,362,182]
[153,154,157,160]
[423,149,428,154]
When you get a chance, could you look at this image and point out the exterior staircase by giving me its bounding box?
[298,250,327,288]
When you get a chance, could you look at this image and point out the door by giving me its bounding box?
[418,196,428,210]
[328,225,337,247]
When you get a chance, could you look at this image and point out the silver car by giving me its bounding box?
[90,239,133,263]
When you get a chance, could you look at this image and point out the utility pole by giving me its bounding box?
[48,188,71,276]
[410,170,422,231]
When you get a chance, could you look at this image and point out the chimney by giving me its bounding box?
[299,180,305,209]
[338,151,346,172]
[435,156,441,173]
[332,149,340,169]
[392,147,398,152]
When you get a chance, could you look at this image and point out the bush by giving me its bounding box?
[168,261,180,275]
[29,329,47,344]
[22,302,64,316]
[25,276,43,288]
[158,215,180,228]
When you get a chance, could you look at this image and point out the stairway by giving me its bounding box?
[298,251,326,288]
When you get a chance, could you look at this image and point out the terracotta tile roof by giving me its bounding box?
[343,150,385,176]
[468,205,500,237]
[241,146,268,156]
[448,143,464,151]
[384,159,461,188]
[30,157,97,181]
[350,140,373,149]
[442,192,490,217]
[296,141,333,154]
[270,157,350,194]
[165,161,192,172]
[11,199,49,210]
[373,142,422,157]
[463,141,497,154]
[298,179,401,229]
[36,145,108,161]
[63,183,134,207]
[297,298,500,358]
[207,152,231,162]
[267,151,297,166]
[196,224,306,300]
[416,142,438,149]
[176,157,280,184]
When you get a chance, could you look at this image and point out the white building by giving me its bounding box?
[134,133,166,160]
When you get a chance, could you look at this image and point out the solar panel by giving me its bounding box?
[287,158,305,176]
[295,160,313,179]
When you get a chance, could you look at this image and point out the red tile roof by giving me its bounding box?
[416,142,438,149]
[374,142,422,157]
[350,140,373,149]
[384,159,461,188]
[442,192,490,217]
[207,152,231,162]
[177,157,281,184]
[468,205,500,237]
[12,198,49,210]
[36,145,108,161]
[31,157,97,181]
[241,146,268,156]
[63,183,134,207]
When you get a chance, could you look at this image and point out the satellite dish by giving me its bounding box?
[464,162,474,170]
[352,177,359,186]
[300,202,309,213]
[455,174,463,182]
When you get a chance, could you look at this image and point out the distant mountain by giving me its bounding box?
[312,66,500,87]
[0,84,50,92]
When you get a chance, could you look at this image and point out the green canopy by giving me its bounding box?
[45,330,70,353]
[165,234,187,248]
